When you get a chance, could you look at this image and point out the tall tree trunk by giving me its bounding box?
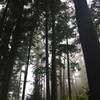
[45,1,50,100]
[66,38,72,100]
[51,0,57,100]
[60,66,63,100]
[63,56,66,100]
[0,0,24,100]
[0,30,11,97]
[21,32,32,100]
[59,54,63,100]
[0,0,10,86]
[73,0,100,99]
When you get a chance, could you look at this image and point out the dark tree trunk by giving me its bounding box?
[45,1,51,100]
[0,31,11,97]
[0,0,24,100]
[0,1,13,97]
[60,65,63,100]
[66,38,72,100]
[21,32,32,100]
[73,0,100,99]
[51,0,57,100]
[0,0,10,74]
[63,57,66,100]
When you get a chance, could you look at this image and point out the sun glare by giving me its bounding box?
[61,0,66,2]
[0,5,2,10]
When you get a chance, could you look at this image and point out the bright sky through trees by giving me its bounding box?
[0,5,2,10]
[61,0,92,5]
[24,0,93,98]
[0,0,92,99]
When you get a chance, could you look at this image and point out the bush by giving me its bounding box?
[78,96,88,100]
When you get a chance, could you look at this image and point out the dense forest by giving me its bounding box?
[0,0,100,100]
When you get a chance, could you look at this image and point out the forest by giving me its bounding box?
[0,0,100,100]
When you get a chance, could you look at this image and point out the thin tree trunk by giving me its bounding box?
[66,38,72,100]
[59,54,63,100]
[45,1,50,100]
[63,56,66,100]
[73,0,100,99]
[21,32,32,100]
[60,66,63,100]
[51,0,57,100]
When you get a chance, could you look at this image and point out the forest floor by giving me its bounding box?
[66,96,88,100]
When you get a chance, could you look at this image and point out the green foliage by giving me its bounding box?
[78,96,88,100]
[66,96,88,100]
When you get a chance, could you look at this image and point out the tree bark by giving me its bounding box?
[66,38,72,100]
[0,0,10,75]
[60,65,63,100]
[51,0,57,100]
[63,57,66,100]
[73,0,100,99]
[21,32,32,100]
[45,1,51,100]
